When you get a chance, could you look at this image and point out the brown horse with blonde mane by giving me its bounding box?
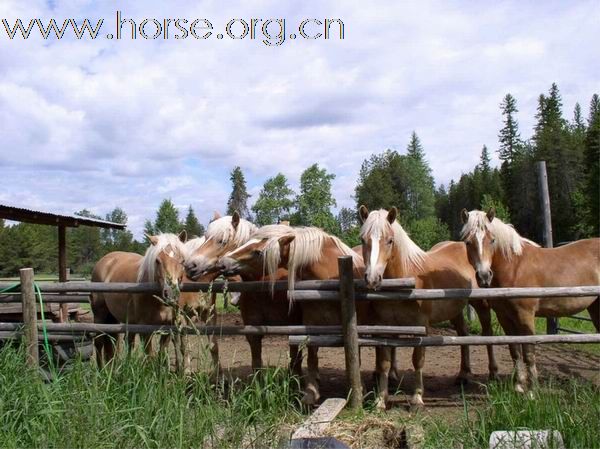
[460,209,600,393]
[216,224,368,405]
[184,212,304,378]
[91,232,204,370]
[359,205,495,409]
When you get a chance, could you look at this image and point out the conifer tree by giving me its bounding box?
[226,166,251,219]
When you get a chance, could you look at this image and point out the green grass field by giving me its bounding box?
[0,342,598,449]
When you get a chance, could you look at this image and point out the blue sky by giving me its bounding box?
[1,0,599,236]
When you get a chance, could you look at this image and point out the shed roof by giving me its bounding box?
[0,204,126,229]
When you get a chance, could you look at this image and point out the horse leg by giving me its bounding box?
[515,314,538,391]
[94,335,106,368]
[496,311,527,392]
[451,312,472,384]
[374,347,391,410]
[302,346,320,406]
[410,346,426,410]
[209,292,221,374]
[472,300,499,380]
[389,348,401,383]
[289,344,303,378]
[104,334,117,363]
[246,335,263,372]
[587,298,600,332]
[140,334,155,357]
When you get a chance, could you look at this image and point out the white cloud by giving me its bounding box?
[1,0,598,236]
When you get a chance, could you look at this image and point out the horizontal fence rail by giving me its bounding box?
[290,286,600,302]
[0,278,416,295]
[0,323,426,336]
[1,294,90,304]
[289,333,600,347]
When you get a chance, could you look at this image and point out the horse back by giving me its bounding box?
[524,238,600,287]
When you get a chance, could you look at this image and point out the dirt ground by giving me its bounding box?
[186,312,600,411]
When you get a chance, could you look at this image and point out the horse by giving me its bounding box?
[460,208,600,392]
[184,212,304,378]
[359,205,489,409]
[216,224,371,405]
[91,232,203,371]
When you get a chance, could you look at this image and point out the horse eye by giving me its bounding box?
[490,239,496,244]
[465,241,470,246]
[387,238,393,245]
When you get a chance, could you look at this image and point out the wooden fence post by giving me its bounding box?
[338,256,362,409]
[20,268,39,369]
[537,161,557,334]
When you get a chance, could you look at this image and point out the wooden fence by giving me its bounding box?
[1,259,599,409]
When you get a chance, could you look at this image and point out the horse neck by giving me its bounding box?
[491,243,530,286]
[300,238,362,280]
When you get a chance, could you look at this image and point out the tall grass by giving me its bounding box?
[423,379,600,449]
[0,343,302,448]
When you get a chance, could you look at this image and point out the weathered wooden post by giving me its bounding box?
[338,256,362,409]
[58,225,68,322]
[20,268,39,369]
[537,161,557,334]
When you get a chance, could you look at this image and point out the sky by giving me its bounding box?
[1,0,599,237]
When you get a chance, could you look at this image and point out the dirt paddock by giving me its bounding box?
[186,313,600,411]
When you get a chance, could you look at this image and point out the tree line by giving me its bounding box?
[0,83,597,276]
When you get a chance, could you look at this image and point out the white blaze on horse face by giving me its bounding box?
[369,232,381,273]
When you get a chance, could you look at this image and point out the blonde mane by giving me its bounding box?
[205,215,258,248]
[185,236,206,254]
[137,233,187,282]
[254,225,362,294]
[460,210,540,259]
[360,209,426,273]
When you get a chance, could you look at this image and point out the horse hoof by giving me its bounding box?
[488,372,499,382]
[409,402,425,413]
[374,397,387,410]
[514,384,526,394]
[454,374,471,386]
[409,394,425,412]
[301,387,320,406]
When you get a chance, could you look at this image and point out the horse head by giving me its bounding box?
[460,208,496,287]
[358,205,398,290]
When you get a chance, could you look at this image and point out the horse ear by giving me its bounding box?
[387,207,398,224]
[212,211,221,221]
[486,208,496,222]
[278,235,295,260]
[359,205,369,223]
[178,230,187,243]
[231,211,240,229]
[460,208,469,224]
[146,234,159,246]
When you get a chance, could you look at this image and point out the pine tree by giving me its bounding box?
[226,166,251,219]
[152,199,181,235]
[251,173,295,225]
[404,133,435,221]
[532,83,574,242]
[479,145,491,172]
[183,206,205,237]
[583,94,600,234]
[294,164,337,232]
[498,94,522,163]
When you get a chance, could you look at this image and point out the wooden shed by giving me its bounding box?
[0,204,126,322]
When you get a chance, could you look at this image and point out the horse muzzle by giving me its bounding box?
[364,271,383,291]
[215,257,241,277]
[476,269,493,288]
